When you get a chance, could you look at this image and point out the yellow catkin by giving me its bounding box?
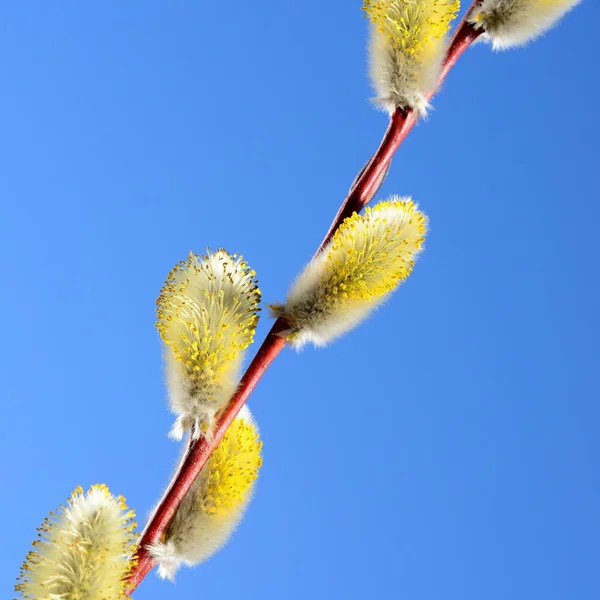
[149,408,262,580]
[156,249,261,439]
[274,197,427,348]
[362,0,460,113]
[16,485,137,600]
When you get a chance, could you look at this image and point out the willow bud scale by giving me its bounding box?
[363,0,460,114]
[273,198,427,348]
[16,485,136,600]
[157,250,261,440]
[149,406,262,580]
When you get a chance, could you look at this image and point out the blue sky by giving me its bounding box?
[1,2,598,599]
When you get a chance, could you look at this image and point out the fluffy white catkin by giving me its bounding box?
[272,198,428,349]
[16,485,136,600]
[148,405,262,581]
[156,249,260,441]
[469,0,580,49]
[363,0,460,115]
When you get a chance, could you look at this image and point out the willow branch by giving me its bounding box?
[125,7,482,595]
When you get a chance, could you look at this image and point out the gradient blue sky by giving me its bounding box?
[1,3,598,599]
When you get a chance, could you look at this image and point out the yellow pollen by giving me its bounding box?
[363,0,459,60]
[200,418,262,516]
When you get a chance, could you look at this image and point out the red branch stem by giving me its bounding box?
[440,18,483,85]
[125,9,482,596]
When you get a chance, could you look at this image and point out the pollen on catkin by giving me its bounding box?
[148,405,262,581]
[271,197,427,349]
[16,485,137,600]
[469,0,580,49]
[156,249,261,441]
[362,0,460,115]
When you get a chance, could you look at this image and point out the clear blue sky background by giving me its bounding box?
[1,3,598,599]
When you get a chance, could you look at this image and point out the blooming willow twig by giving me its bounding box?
[16,1,582,597]
[124,4,485,593]
[125,324,286,593]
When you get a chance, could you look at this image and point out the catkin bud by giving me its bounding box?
[469,0,580,50]
[272,197,427,349]
[16,485,137,600]
[363,0,460,115]
[148,405,262,580]
[156,250,261,441]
